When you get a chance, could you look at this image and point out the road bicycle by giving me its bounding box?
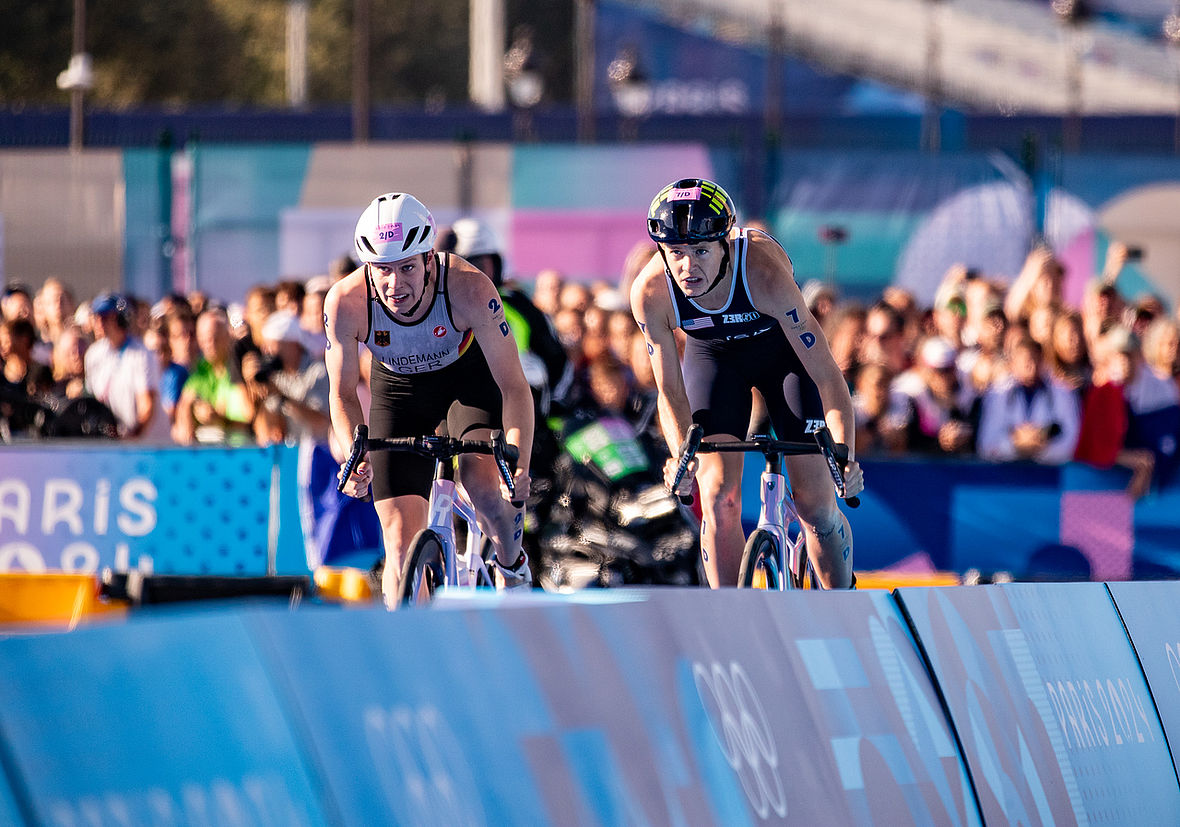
[338,424,521,606]
[671,424,859,590]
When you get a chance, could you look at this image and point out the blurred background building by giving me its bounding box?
[2,0,1179,308]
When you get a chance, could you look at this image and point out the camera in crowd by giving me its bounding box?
[253,355,284,384]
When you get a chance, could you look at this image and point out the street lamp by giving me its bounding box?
[1052,0,1091,152]
[1165,5,1180,153]
[921,0,946,152]
[56,0,92,151]
[504,26,544,141]
[607,44,652,139]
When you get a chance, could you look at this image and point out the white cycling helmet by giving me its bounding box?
[354,192,437,264]
[448,217,500,259]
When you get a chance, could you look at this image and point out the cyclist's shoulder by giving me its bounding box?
[744,235,802,308]
[324,271,367,314]
[630,255,674,311]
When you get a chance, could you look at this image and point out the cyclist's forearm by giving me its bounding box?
[657,392,692,457]
[501,394,534,476]
[328,392,366,462]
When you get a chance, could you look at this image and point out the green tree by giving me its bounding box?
[0,0,574,108]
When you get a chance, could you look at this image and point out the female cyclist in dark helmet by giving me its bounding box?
[630,178,863,588]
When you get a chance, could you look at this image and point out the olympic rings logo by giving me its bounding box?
[692,660,788,819]
[363,703,486,826]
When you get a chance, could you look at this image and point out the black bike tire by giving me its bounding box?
[397,530,446,606]
[738,530,783,590]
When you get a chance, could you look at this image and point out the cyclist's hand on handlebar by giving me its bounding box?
[841,459,864,500]
[338,459,373,499]
[664,455,698,499]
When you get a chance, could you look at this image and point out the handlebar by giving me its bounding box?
[671,423,860,508]
[670,424,703,504]
[337,424,522,506]
[337,424,370,496]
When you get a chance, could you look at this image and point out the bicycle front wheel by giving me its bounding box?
[738,530,783,590]
[397,530,447,606]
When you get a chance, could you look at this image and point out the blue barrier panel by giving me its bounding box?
[0,610,328,825]
[1107,580,1180,780]
[249,603,561,825]
[251,590,978,825]
[0,763,23,827]
[643,589,980,826]
[0,445,302,575]
[896,584,1180,825]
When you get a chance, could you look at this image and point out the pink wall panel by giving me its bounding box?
[511,210,652,284]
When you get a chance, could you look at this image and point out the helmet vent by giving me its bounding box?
[403,225,420,252]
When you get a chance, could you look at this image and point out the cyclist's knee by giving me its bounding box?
[796,496,843,541]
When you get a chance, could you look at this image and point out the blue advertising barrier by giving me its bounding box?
[1107,579,1180,780]
[895,583,1180,825]
[0,767,22,827]
[6,441,1180,581]
[757,457,1180,580]
[3,583,1180,825]
[0,444,306,576]
[0,610,329,825]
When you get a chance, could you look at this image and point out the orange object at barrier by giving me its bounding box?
[0,573,127,630]
[855,569,962,590]
[313,566,377,604]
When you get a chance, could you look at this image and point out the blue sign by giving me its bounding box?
[0,445,301,575]
[896,584,1180,825]
[1107,580,1180,769]
[0,609,328,825]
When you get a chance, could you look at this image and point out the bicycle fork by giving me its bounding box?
[756,469,806,589]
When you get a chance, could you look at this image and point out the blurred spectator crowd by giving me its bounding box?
[3,233,1179,499]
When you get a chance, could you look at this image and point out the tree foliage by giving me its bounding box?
[0,0,574,108]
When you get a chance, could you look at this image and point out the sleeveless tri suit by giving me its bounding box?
[667,229,825,439]
[363,253,503,499]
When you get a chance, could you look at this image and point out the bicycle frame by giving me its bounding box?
[338,425,519,601]
[424,466,492,590]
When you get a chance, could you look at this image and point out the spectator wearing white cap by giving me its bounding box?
[251,310,330,446]
[254,308,349,573]
[886,336,978,455]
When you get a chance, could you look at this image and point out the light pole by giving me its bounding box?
[286,0,309,108]
[1052,0,1090,153]
[56,0,92,151]
[575,0,596,142]
[921,0,945,152]
[352,0,371,142]
[1165,6,1180,153]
